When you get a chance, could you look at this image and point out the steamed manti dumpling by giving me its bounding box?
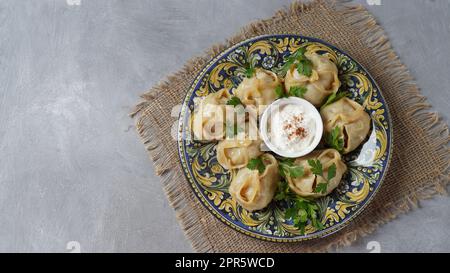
[284,52,340,107]
[234,68,281,114]
[320,97,371,154]
[216,122,262,170]
[286,149,347,198]
[191,89,231,141]
[229,154,280,212]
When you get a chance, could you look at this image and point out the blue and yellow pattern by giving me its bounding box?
[177,35,393,242]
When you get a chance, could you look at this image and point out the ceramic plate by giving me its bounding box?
[177,34,392,242]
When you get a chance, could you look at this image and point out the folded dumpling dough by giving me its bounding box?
[191,89,231,141]
[287,149,347,198]
[284,52,340,107]
[320,97,371,154]
[216,122,262,169]
[234,68,280,114]
[229,154,280,211]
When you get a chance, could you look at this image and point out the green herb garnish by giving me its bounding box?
[314,183,328,195]
[245,65,256,78]
[275,84,286,99]
[274,157,326,235]
[275,85,307,99]
[308,159,323,175]
[247,157,266,174]
[281,47,306,73]
[292,47,306,58]
[226,96,243,107]
[307,159,337,194]
[321,91,351,110]
[297,59,313,77]
[279,158,304,179]
[285,196,324,234]
[274,179,290,201]
[288,86,307,98]
[325,126,344,152]
[327,164,337,181]
[274,180,324,234]
[281,47,313,77]
[281,59,295,73]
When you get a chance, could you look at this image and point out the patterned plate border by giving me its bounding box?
[177,34,393,242]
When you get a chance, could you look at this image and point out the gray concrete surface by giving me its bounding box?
[0,0,448,253]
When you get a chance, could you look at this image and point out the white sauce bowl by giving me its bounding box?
[259,97,323,158]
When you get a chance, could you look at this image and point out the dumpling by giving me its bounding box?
[286,149,347,198]
[284,52,340,107]
[191,89,231,141]
[217,138,262,170]
[229,154,280,211]
[216,122,262,170]
[234,68,280,114]
[320,97,371,154]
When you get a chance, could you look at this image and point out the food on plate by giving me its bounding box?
[229,154,280,211]
[234,68,281,114]
[285,149,347,198]
[320,97,371,154]
[216,122,262,170]
[191,89,231,141]
[269,104,317,153]
[260,97,323,158]
[284,51,340,107]
[189,46,375,235]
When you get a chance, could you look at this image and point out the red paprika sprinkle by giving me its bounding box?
[282,114,308,141]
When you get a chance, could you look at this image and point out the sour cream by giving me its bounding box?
[260,97,323,158]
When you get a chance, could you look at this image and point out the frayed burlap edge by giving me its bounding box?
[322,1,450,252]
[131,0,450,252]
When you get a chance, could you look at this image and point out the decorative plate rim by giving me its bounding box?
[177,34,394,242]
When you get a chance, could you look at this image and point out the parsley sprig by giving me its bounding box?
[226,96,243,107]
[274,158,325,234]
[281,47,313,77]
[275,85,307,99]
[278,158,304,179]
[325,126,344,153]
[274,179,291,201]
[307,159,337,194]
[285,197,324,234]
[288,86,307,98]
[247,157,266,174]
[245,64,256,78]
[297,59,313,77]
[274,179,324,234]
[275,84,285,99]
[321,90,351,110]
[281,47,305,72]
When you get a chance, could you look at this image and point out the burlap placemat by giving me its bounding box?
[131,0,449,252]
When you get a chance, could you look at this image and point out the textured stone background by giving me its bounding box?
[0,0,449,252]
